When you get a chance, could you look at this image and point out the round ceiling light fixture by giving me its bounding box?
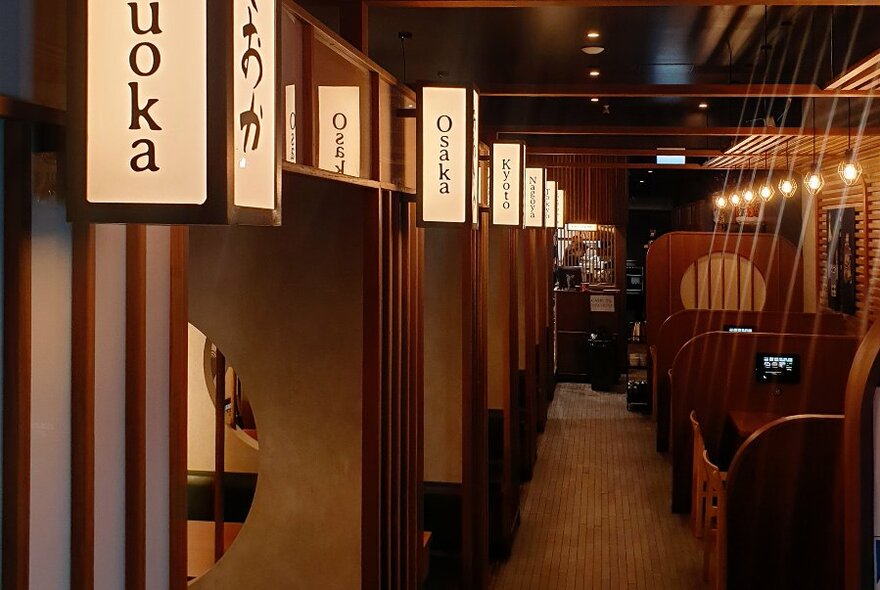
[581,45,605,55]
[698,102,709,109]
[588,69,601,77]
[590,97,599,102]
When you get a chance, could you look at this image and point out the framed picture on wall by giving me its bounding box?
[827,207,856,315]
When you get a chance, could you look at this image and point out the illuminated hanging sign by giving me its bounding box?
[318,86,361,177]
[524,168,544,228]
[285,85,297,163]
[417,84,479,227]
[490,142,524,226]
[544,180,557,228]
[472,89,481,224]
[556,188,565,229]
[68,0,281,224]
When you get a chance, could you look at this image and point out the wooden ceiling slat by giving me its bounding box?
[495,126,880,137]
[481,83,878,99]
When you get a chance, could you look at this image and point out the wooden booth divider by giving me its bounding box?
[517,231,538,480]
[653,310,861,452]
[726,415,844,590]
[669,331,858,514]
[645,231,803,354]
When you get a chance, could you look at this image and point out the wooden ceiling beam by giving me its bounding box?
[526,147,763,157]
[481,83,877,99]
[367,0,868,8]
[525,161,767,170]
[495,125,880,137]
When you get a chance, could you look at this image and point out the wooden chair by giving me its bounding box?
[702,449,727,590]
[689,410,708,539]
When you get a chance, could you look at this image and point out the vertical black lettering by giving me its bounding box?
[130,139,159,172]
[128,1,161,34]
[128,82,162,130]
[129,42,161,77]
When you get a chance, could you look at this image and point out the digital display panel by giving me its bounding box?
[755,353,800,384]
[724,325,755,333]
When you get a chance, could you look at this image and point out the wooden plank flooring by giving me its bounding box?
[491,383,703,590]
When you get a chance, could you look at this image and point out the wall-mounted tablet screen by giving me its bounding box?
[755,353,800,384]
[724,325,755,333]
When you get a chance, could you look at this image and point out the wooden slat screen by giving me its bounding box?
[529,155,628,226]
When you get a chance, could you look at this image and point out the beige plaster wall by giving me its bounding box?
[423,228,464,484]
[188,181,366,589]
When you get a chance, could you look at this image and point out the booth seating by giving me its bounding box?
[725,415,844,590]
[668,332,858,513]
[690,411,727,589]
[653,310,859,452]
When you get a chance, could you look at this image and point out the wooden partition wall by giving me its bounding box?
[727,415,844,590]
[645,231,804,351]
[422,217,489,588]
[652,310,860,451]
[669,331,858,513]
[516,232,538,480]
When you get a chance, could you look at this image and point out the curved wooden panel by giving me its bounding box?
[653,310,860,452]
[646,232,803,350]
[842,320,880,590]
[669,332,858,513]
[727,415,844,590]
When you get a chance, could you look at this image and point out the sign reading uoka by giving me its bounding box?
[491,143,524,226]
[544,180,557,228]
[71,0,281,224]
[524,168,544,228]
[233,0,276,209]
[319,86,361,177]
[285,85,296,163]
[86,0,208,204]
[417,85,477,226]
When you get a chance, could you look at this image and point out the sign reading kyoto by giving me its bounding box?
[491,143,524,226]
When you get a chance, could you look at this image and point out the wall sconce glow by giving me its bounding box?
[490,142,525,226]
[417,84,478,226]
[69,0,281,224]
[544,180,557,228]
[838,149,863,186]
[523,167,545,228]
[778,176,798,198]
[803,164,825,196]
[567,223,598,232]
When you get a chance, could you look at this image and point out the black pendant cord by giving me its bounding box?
[847,98,852,151]
[812,97,817,165]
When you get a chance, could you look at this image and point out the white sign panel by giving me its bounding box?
[420,86,468,224]
[556,189,565,229]
[472,90,480,224]
[233,0,276,209]
[524,168,544,228]
[285,84,296,163]
[86,0,207,203]
[491,143,523,226]
[590,294,615,313]
[544,180,557,228]
[318,86,361,177]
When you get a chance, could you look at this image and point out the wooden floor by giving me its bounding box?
[491,383,703,590]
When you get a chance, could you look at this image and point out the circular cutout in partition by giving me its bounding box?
[679,252,767,311]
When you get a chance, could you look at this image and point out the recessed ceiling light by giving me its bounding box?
[639,180,645,183]
[590,97,599,102]
[589,69,601,77]
[648,170,653,173]
[581,45,605,55]
[699,102,709,109]
[587,31,600,39]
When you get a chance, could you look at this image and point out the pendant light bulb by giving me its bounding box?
[743,188,755,204]
[714,194,728,209]
[759,182,775,201]
[729,192,741,207]
[803,163,825,196]
[838,149,863,186]
[778,177,797,199]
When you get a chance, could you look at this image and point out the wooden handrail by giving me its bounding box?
[0,95,64,126]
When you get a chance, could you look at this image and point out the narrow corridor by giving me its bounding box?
[492,384,703,590]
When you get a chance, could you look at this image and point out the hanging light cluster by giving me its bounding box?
[712,97,868,212]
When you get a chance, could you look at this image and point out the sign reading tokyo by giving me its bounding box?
[417,85,478,226]
[524,168,544,228]
[491,143,524,226]
[544,180,557,228]
[70,0,280,224]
